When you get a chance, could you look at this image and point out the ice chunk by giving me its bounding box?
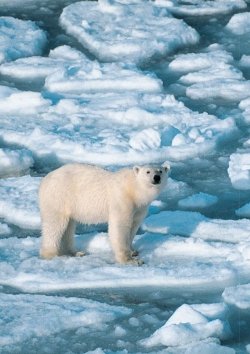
[169,45,234,74]
[0,176,41,230]
[0,148,33,177]
[226,12,250,35]
[155,0,246,16]
[141,303,231,347]
[60,0,199,64]
[228,150,250,190]
[223,284,250,310]
[236,202,250,217]
[0,16,47,64]
[0,293,131,347]
[178,192,218,210]
[142,210,250,243]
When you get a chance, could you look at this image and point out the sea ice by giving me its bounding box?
[178,192,218,210]
[0,148,33,177]
[0,176,41,230]
[155,0,246,16]
[141,303,231,347]
[0,234,237,293]
[0,293,131,347]
[59,0,199,64]
[223,283,250,310]
[0,45,163,93]
[0,16,47,64]
[0,90,237,167]
[142,210,250,243]
[228,149,250,190]
[226,12,250,36]
[169,44,249,102]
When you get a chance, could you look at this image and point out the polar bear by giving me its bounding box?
[39,163,170,265]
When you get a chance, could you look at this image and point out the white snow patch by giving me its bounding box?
[0,16,47,64]
[236,202,250,217]
[0,222,11,236]
[59,0,199,64]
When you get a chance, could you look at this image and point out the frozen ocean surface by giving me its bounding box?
[1,0,250,353]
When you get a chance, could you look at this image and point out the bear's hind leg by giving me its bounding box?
[40,214,69,259]
[61,219,85,256]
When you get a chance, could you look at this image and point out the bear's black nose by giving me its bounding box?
[153,175,161,184]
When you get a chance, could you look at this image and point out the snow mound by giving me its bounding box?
[0,293,131,347]
[59,0,199,64]
[142,210,250,243]
[0,16,47,64]
[0,148,33,177]
[178,192,218,210]
[223,284,250,310]
[141,303,231,347]
[155,0,246,16]
[0,176,41,230]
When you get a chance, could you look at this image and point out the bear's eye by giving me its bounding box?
[146,170,150,174]
[159,170,162,174]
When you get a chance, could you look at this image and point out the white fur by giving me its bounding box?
[39,163,169,264]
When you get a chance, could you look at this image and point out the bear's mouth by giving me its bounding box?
[152,181,160,185]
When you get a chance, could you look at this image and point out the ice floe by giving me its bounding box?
[178,192,218,210]
[0,234,237,293]
[156,0,247,16]
[141,303,231,347]
[223,283,250,310]
[236,202,250,218]
[59,0,199,64]
[169,44,249,102]
[228,149,250,190]
[0,16,47,64]
[0,45,162,93]
[142,210,250,243]
[226,12,250,35]
[0,89,237,167]
[0,222,11,236]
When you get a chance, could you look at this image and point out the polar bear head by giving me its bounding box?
[133,164,170,190]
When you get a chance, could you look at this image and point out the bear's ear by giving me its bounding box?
[163,163,171,173]
[133,166,140,175]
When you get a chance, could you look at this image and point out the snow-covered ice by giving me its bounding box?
[0,176,41,230]
[156,0,247,16]
[0,148,33,177]
[0,17,47,64]
[226,12,250,35]
[223,284,250,310]
[60,0,199,64]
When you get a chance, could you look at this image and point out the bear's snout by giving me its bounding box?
[153,175,161,184]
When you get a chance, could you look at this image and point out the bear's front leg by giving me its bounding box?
[129,207,148,258]
[108,206,144,265]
